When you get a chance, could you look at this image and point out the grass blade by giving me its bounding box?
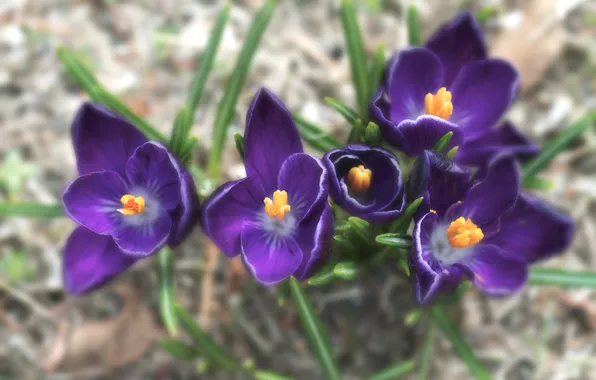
[254,371,296,380]
[375,233,412,249]
[158,338,200,360]
[416,323,436,380]
[406,4,422,46]
[307,263,337,286]
[430,306,491,380]
[56,46,101,101]
[288,277,341,380]
[529,267,596,288]
[333,261,359,280]
[389,197,423,233]
[169,106,192,157]
[339,0,369,118]
[368,360,416,380]
[208,0,276,178]
[0,203,64,218]
[368,44,385,98]
[523,112,594,180]
[157,248,178,336]
[234,132,245,162]
[432,132,453,153]
[324,97,358,124]
[293,114,342,152]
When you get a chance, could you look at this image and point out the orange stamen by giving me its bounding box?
[117,194,145,216]
[446,217,484,248]
[425,87,453,120]
[347,165,372,193]
[264,190,291,221]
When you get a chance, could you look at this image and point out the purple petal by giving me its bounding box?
[395,116,462,157]
[62,171,129,235]
[450,59,520,140]
[62,227,138,295]
[463,244,528,295]
[409,151,471,217]
[111,204,171,256]
[293,204,335,280]
[425,12,488,87]
[456,121,540,167]
[447,154,520,228]
[385,48,444,123]
[277,153,328,222]
[71,102,147,177]
[241,222,303,286]
[125,142,181,211]
[169,171,201,247]
[200,176,265,257]
[244,88,303,194]
[485,193,574,264]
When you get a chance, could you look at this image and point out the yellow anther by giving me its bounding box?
[425,87,453,120]
[446,217,484,248]
[118,194,145,216]
[264,190,291,221]
[347,165,372,193]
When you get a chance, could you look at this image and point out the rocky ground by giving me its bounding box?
[0,0,595,379]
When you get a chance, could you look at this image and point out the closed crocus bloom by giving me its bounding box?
[323,144,406,223]
[369,12,520,157]
[201,88,334,285]
[61,103,200,295]
[408,152,573,304]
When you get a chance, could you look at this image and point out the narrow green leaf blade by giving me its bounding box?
[375,233,412,249]
[0,203,64,218]
[523,112,594,180]
[208,0,276,178]
[339,0,369,118]
[186,4,231,116]
[430,306,491,380]
[157,248,178,336]
[416,324,436,380]
[175,303,240,371]
[529,267,596,288]
[368,44,385,99]
[288,277,341,380]
[324,97,358,124]
[406,4,422,46]
[293,114,342,152]
[233,132,245,162]
[254,371,296,380]
[432,132,453,153]
[347,118,365,143]
[169,106,192,157]
[307,263,337,286]
[522,175,553,190]
[56,46,101,101]
[333,261,359,280]
[158,338,200,360]
[389,197,423,233]
[368,360,415,380]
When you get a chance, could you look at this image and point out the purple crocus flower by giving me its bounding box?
[370,12,521,157]
[61,103,200,295]
[201,88,334,285]
[322,144,406,223]
[409,151,573,304]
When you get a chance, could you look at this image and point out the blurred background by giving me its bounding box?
[0,0,595,378]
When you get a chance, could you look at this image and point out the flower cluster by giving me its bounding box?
[60,12,573,305]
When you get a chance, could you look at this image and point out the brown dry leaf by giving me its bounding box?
[491,0,565,92]
[44,285,160,373]
[225,256,248,294]
[199,239,220,328]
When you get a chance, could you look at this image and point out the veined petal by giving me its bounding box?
[111,205,171,256]
[125,142,181,211]
[72,102,147,177]
[450,59,520,140]
[241,222,303,286]
[293,204,334,280]
[394,116,462,157]
[169,171,201,247]
[62,227,138,295]
[200,176,265,257]
[62,171,129,235]
[244,88,303,194]
[425,12,488,87]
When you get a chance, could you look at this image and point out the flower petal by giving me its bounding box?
[62,227,138,295]
[464,244,528,295]
[425,12,488,86]
[200,176,265,257]
[485,193,574,264]
[125,142,181,211]
[71,102,147,177]
[111,205,171,256]
[450,59,520,139]
[62,170,129,235]
[168,171,201,247]
[395,116,462,157]
[244,88,303,194]
[293,204,335,280]
[277,153,328,222]
[385,48,444,123]
[241,221,303,286]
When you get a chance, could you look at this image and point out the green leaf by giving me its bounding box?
[389,197,423,233]
[0,203,63,218]
[430,306,491,380]
[185,4,231,118]
[307,263,337,286]
[157,248,178,336]
[234,132,245,162]
[208,0,276,179]
[529,267,596,288]
[179,137,199,165]
[522,175,553,190]
[324,97,358,124]
[446,146,459,160]
[406,4,422,46]
[416,323,436,380]
[348,216,370,241]
[523,112,595,180]
[56,46,101,100]
[333,261,359,280]
[176,303,240,371]
[169,106,192,157]
[432,132,453,153]
[288,277,341,380]
[375,233,412,249]
[254,371,296,380]
[364,121,382,146]
[347,118,365,144]
[158,338,200,360]
[368,44,385,99]
[339,0,369,118]
[293,114,343,152]
[368,360,416,380]
[399,257,410,276]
